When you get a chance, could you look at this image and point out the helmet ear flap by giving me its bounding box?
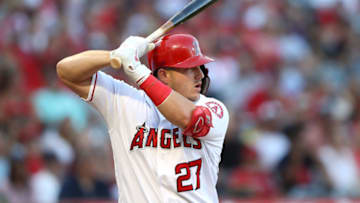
[200,65,210,95]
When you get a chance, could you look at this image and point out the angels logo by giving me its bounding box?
[206,101,223,118]
[130,123,202,151]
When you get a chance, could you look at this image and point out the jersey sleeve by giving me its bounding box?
[84,71,149,124]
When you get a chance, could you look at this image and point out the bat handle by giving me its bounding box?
[108,32,158,69]
[110,21,173,69]
[109,31,159,69]
[110,57,122,69]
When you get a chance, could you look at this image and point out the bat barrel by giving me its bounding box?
[146,21,175,42]
[170,0,217,26]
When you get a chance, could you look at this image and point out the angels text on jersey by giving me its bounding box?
[130,123,202,150]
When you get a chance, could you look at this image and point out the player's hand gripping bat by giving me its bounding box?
[110,0,218,69]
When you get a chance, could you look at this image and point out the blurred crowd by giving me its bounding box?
[0,0,360,202]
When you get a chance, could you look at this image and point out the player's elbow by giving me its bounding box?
[56,60,65,80]
[56,59,73,82]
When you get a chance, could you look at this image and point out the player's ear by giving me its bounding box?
[157,68,170,85]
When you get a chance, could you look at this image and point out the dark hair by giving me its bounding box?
[152,68,161,78]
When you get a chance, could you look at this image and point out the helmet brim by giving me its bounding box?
[169,55,214,69]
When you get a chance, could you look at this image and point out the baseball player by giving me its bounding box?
[57,34,229,203]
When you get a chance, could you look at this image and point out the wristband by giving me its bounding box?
[140,75,172,106]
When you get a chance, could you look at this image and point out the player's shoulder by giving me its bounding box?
[197,94,229,120]
[97,71,128,87]
[98,71,146,95]
[93,71,157,111]
[197,94,228,109]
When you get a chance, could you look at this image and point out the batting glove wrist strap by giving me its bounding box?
[140,75,172,106]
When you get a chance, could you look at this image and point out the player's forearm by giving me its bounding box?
[137,74,195,129]
[57,50,110,83]
[157,91,195,129]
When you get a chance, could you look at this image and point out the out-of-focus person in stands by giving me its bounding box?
[30,151,62,203]
[59,150,111,201]
[275,122,331,198]
[0,156,35,203]
[317,120,360,197]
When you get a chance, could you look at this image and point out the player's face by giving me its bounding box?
[165,66,204,101]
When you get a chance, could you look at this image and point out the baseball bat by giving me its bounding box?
[110,0,218,69]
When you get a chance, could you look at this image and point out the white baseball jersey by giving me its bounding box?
[84,71,229,203]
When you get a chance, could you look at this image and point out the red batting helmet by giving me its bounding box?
[147,34,214,94]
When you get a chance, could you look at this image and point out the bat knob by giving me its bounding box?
[110,58,122,69]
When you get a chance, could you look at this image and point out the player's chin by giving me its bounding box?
[189,91,200,101]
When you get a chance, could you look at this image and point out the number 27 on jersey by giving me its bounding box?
[175,158,202,192]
